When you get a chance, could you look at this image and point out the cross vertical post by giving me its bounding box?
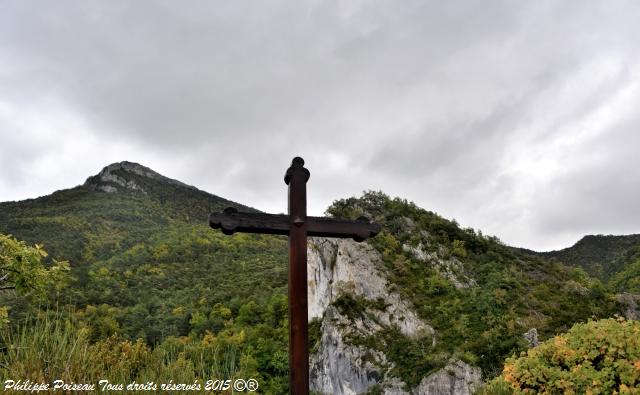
[285,157,310,395]
[209,156,380,394]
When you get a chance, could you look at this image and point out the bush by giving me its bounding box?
[0,233,69,299]
[0,312,242,386]
[482,317,640,394]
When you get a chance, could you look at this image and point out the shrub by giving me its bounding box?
[482,317,640,394]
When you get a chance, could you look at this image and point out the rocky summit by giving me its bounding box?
[84,161,192,194]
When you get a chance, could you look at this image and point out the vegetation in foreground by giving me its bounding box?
[2,311,255,394]
[480,317,640,394]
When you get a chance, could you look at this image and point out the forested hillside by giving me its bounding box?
[0,162,292,392]
[0,162,636,393]
[324,192,621,380]
[538,234,640,279]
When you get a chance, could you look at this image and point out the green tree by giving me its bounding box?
[209,302,233,332]
[609,258,640,293]
[0,234,69,326]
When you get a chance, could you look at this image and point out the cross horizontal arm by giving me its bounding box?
[209,207,381,241]
[210,208,290,236]
[307,216,381,242]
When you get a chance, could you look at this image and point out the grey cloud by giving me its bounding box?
[1,0,640,250]
[533,113,640,235]
[0,1,524,148]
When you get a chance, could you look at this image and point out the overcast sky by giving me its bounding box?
[1,1,639,251]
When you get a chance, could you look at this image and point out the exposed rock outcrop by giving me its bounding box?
[523,328,539,348]
[310,306,389,394]
[401,243,476,289]
[85,161,193,194]
[308,238,430,337]
[616,292,640,320]
[412,360,481,395]
[308,237,482,394]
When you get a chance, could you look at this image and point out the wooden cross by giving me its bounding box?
[209,157,380,394]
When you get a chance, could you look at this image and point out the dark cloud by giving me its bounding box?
[1,0,639,250]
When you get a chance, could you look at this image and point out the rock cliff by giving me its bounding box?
[308,237,481,395]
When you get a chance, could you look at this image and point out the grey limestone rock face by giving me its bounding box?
[85,161,194,193]
[523,328,539,348]
[399,216,417,233]
[412,361,481,395]
[309,306,388,395]
[401,243,476,289]
[308,237,482,395]
[308,237,432,337]
[97,169,145,193]
[616,292,640,320]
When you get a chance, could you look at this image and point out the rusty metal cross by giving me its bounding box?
[209,157,380,394]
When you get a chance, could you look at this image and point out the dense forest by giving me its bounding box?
[1,162,638,393]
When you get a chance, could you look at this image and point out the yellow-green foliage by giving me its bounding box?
[610,258,640,294]
[0,313,247,393]
[0,233,69,298]
[483,317,640,394]
[452,239,468,258]
[0,234,69,330]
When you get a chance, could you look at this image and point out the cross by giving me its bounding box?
[209,157,380,395]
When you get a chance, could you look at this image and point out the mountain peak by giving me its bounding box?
[85,161,191,194]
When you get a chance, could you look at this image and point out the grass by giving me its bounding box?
[0,311,247,394]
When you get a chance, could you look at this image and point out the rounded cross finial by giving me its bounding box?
[284,156,310,185]
[291,157,305,167]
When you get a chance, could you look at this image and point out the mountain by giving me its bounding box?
[0,161,257,265]
[0,162,635,394]
[537,234,640,280]
[0,161,289,340]
[309,194,626,392]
